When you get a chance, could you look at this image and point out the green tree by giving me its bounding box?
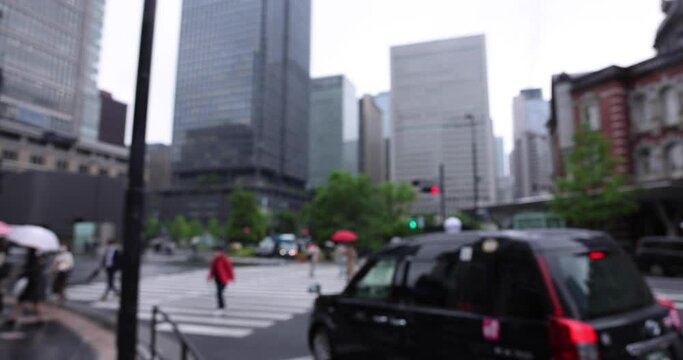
[207,217,225,240]
[227,188,267,243]
[169,215,191,241]
[549,122,638,228]
[272,210,299,234]
[376,181,418,239]
[310,172,417,249]
[188,218,204,237]
[143,215,163,240]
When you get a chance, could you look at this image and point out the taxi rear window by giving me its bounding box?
[546,250,654,320]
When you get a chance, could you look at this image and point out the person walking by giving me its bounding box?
[307,242,321,278]
[334,244,346,278]
[99,239,121,301]
[51,245,74,305]
[207,245,234,315]
[345,245,358,281]
[11,248,48,325]
[0,238,10,317]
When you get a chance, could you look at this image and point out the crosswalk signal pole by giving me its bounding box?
[118,1,157,359]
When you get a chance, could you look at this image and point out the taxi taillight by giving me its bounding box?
[549,317,599,360]
[659,298,682,332]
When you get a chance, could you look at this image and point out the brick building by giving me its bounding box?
[550,0,683,239]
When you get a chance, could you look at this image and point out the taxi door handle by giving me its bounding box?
[372,315,389,324]
[389,318,407,327]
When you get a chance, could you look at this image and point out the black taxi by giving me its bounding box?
[308,229,683,360]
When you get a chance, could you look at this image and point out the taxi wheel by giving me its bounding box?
[312,328,334,360]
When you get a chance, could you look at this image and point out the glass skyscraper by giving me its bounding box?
[0,0,105,140]
[169,0,311,216]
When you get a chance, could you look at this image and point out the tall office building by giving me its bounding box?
[511,89,552,198]
[373,92,391,180]
[494,137,513,203]
[359,95,385,183]
[0,0,104,140]
[98,91,127,147]
[0,0,126,178]
[308,75,358,188]
[391,35,496,213]
[166,0,311,218]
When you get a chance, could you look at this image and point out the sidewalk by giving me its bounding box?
[0,302,115,360]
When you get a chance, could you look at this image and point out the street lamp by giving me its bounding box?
[117,1,157,359]
[465,114,479,216]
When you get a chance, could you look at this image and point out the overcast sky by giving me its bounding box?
[98,0,664,155]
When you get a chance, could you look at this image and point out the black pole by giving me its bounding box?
[439,163,446,223]
[117,1,157,359]
[467,114,479,216]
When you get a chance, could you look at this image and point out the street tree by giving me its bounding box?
[169,215,191,241]
[143,215,162,240]
[310,171,417,249]
[188,218,204,237]
[207,217,224,240]
[272,210,299,234]
[550,122,638,228]
[376,181,417,239]
[227,188,267,244]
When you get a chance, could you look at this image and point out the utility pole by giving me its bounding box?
[466,114,479,216]
[117,1,157,359]
[439,163,446,223]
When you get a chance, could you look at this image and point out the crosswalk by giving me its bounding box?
[648,277,683,310]
[67,264,347,339]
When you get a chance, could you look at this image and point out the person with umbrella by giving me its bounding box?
[1,224,59,326]
[330,230,358,281]
[10,248,48,326]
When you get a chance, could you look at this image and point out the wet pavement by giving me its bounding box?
[0,320,96,360]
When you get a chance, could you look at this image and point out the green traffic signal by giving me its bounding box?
[409,219,418,230]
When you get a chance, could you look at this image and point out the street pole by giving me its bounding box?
[467,114,479,216]
[117,1,157,359]
[439,163,446,223]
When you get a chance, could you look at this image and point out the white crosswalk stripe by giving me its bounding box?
[68,264,347,338]
[649,277,683,310]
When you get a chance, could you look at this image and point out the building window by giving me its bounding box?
[666,142,683,173]
[662,87,680,125]
[57,160,69,171]
[582,102,600,130]
[99,168,108,176]
[2,149,17,160]
[30,155,44,165]
[637,148,652,176]
[79,164,89,174]
[632,94,646,127]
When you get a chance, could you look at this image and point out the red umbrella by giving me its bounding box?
[331,229,358,242]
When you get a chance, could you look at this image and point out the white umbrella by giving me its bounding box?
[7,225,60,252]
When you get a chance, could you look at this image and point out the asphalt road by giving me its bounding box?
[65,257,683,360]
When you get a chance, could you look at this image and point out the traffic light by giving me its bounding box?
[412,179,439,194]
[409,219,418,230]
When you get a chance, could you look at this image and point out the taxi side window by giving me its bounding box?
[405,250,492,313]
[491,248,550,320]
[352,258,397,301]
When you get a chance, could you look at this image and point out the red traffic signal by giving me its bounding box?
[429,185,440,194]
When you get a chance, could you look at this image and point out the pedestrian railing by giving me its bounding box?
[149,306,205,360]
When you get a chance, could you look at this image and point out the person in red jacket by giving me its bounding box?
[207,245,235,314]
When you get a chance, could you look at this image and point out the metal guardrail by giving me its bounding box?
[149,306,205,360]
